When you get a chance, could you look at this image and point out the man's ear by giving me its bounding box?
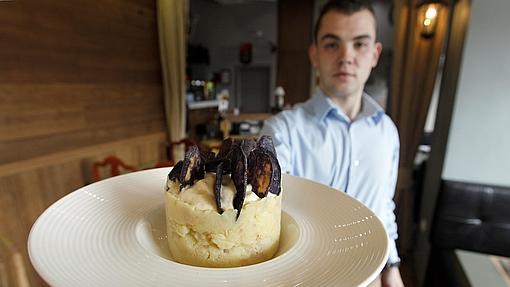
[372,42,382,68]
[309,44,318,68]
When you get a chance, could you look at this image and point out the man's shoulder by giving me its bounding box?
[380,113,398,130]
[267,102,315,125]
[262,102,319,139]
[378,113,400,143]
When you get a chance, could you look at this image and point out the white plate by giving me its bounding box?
[28,168,389,287]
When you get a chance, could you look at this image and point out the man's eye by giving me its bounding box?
[354,42,368,49]
[324,42,338,49]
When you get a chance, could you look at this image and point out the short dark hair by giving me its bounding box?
[313,0,377,43]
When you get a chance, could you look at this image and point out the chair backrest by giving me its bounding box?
[91,155,137,181]
[0,235,30,287]
[431,180,510,257]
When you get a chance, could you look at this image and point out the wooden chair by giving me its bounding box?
[148,138,196,169]
[90,139,197,180]
[91,155,137,181]
[0,235,29,287]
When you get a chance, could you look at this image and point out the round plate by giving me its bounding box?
[28,168,388,287]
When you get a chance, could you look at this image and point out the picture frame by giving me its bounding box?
[220,69,231,84]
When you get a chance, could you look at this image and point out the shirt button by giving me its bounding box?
[353,160,360,167]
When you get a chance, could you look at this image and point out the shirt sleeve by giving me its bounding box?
[385,132,401,264]
[260,115,292,174]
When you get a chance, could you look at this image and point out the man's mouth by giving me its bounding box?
[333,71,355,79]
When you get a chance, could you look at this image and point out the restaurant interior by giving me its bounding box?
[1,0,509,286]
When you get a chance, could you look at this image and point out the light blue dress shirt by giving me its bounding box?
[261,88,400,264]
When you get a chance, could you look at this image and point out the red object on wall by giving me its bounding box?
[239,42,252,64]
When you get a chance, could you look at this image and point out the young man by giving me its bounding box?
[261,0,404,286]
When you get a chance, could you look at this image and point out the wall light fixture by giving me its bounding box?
[417,0,446,38]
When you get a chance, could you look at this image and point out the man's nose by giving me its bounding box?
[337,44,354,65]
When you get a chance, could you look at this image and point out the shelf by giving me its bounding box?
[187,100,219,110]
[220,112,273,123]
[219,112,273,138]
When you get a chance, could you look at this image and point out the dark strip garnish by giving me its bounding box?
[166,136,281,217]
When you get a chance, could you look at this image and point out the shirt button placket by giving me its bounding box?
[347,123,359,192]
[343,123,352,192]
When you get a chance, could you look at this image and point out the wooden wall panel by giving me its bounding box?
[0,1,161,85]
[0,0,165,165]
[277,0,315,105]
[0,132,167,286]
[0,0,168,285]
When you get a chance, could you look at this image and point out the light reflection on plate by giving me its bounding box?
[28,169,388,287]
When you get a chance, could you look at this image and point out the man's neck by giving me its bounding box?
[324,90,363,121]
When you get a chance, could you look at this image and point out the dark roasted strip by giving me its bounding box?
[216,138,234,160]
[240,138,257,156]
[248,150,281,197]
[166,136,281,215]
[179,145,205,189]
[248,151,272,198]
[267,152,281,196]
[214,162,225,214]
[168,160,184,182]
[257,135,277,157]
[231,146,247,220]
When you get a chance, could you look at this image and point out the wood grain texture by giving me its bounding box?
[277,0,314,105]
[0,1,161,85]
[0,132,167,286]
[0,0,165,165]
[0,0,167,285]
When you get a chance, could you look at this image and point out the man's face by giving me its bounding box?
[309,10,382,99]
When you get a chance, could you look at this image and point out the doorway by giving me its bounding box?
[235,66,271,113]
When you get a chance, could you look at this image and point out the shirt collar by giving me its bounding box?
[359,93,385,124]
[308,88,385,125]
[308,88,337,122]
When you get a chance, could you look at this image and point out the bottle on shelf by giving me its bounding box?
[274,86,285,111]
